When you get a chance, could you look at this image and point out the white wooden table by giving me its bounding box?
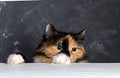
[0,63,120,78]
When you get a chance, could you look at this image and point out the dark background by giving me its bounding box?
[0,0,120,63]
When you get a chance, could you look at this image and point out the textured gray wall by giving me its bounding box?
[0,0,120,63]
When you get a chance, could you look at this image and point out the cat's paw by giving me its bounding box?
[7,54,25,65]
[53,53,71,64]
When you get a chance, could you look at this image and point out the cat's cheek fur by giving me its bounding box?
[52,53,71,64]
[7,54,25,65]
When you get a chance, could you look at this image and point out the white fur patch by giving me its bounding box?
[7,54,24,65]
[53,53,71,64]
[33,59,41,63]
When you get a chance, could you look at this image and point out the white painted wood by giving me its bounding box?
[0,63,120,78]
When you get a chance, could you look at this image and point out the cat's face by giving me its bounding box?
[34,24,87,64]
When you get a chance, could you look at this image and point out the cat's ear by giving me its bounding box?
[77,29,87,40]
[45,24,58,38]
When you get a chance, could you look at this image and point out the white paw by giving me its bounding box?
[53,53,71,64]
[7,54,25,65]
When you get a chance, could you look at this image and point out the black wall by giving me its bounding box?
[0,0,120,63]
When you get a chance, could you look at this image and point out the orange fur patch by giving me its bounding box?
[66,34,86,62]
[36,44,60,57]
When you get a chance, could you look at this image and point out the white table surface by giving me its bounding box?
[0,63,120,78]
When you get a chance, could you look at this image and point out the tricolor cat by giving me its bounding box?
[7,24,88,65]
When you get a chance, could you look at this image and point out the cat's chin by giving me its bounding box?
[52,53,71,64]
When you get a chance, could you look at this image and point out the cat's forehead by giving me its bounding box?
[56,34,78,44]
[45,32,80,45]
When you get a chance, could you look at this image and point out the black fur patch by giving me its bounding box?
[60,38,70,56]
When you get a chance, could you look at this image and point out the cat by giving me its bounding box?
[7,24,88,65]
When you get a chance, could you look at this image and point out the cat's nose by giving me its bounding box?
[60,50,70,57]
[61,38,70,56]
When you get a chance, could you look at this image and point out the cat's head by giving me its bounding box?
[35,24,87,63]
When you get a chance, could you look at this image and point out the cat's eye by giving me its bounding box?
[57,44,62,50]
[72,48,77,51]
